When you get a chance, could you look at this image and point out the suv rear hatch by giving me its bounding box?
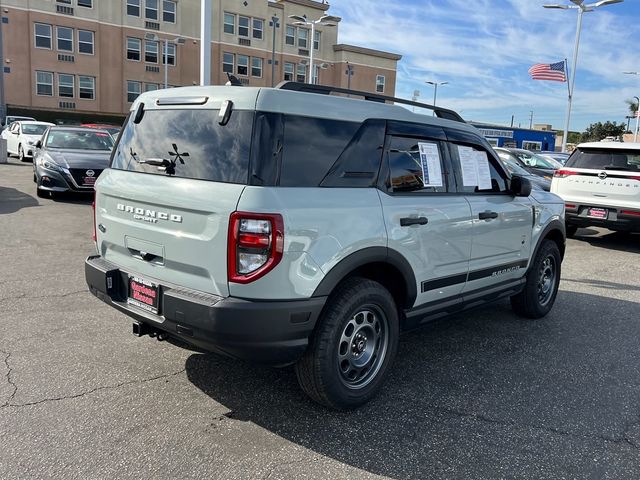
[95,100,254,298]
[552,146,640,210]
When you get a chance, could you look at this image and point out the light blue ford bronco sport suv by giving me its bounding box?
[86,82,566,409]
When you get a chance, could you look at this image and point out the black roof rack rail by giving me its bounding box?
[274,81,465,123]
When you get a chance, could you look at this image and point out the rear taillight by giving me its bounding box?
[228,212,284,284]
[554,169,578,178]
[91,193,96,242]
[620,209,640,217]
[565,203,577,210]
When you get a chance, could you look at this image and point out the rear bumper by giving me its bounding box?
[566,204,640,232]
[85,256,325,365]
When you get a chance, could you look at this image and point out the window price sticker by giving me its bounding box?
[418,142,443,187]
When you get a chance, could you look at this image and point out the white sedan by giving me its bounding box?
[2,121,54,161]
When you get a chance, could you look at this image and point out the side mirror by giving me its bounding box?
[510,175,532,197]
[35,140,42,149]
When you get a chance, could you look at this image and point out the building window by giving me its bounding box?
[296,64,306,83]
[145,40,158,63]
[127,0,140,16]
[145,83,159,91]
[314,30,320,50]
[78,0,92,7]
[36,71,54,96]
[251,57,262,77]
[237,55,248,76]
[284,62,294,81]
[58,74,74,98]
[376,75,385,93]
[163,42,176,66]
[127,37,141,61]
[79,75,95,99]
[57,0,72,3]
[238,16,250,37]
[127,80,141,102]
[34,23,52,49]
[222,52,234,73]
[163,1,176,23]
[297,27,308,48]
[78,30,94,55]
[57,26,73,52]
[312,64,319,85]
[145,0,158,20]
[252,18,263,39]
[285,25,295,45]
[223,12,235,34]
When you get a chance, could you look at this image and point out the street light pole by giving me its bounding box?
[425,80,448,115]
[543,0,624,152]
[145,33,185,89]
[634,96,639,142]
[270,15,279,87]
[289,14,341,84]
[164,39,169,88]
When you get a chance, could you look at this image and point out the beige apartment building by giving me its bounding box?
[0,0,401,123]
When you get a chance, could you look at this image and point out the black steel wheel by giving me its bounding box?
[511,239,561,319]
[295,277,399,409]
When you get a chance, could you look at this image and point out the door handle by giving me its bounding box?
[478,211,499,220]
[400,216,429,227]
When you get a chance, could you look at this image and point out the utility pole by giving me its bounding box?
[0,16,5,122]
[529,110,534,129]
[200,0,212,86]
[510,115,514,127]
[634,96,639,142]
[269,15,280,87]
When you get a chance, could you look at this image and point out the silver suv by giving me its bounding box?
[85,83,566,409]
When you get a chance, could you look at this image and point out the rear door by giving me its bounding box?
[95,106,255,297]
[377,122,472,308]
[446,131,533,293]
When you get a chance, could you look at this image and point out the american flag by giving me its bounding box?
[528,61,567,82]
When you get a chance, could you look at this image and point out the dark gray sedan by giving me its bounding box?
[33,127,113,197]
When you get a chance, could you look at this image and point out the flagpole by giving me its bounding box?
[562,8,584,153]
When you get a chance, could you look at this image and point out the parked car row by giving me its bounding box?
[1,117,121,198]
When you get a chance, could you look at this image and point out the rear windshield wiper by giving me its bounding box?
[139,158,173,167]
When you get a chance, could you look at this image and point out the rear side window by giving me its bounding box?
[111,109,253,184]
[566,149,640,172]
[279,116,360,187]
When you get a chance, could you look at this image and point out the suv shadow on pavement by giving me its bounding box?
[572,229,640,254]
[184,291,640,479]
[0,186,39,214]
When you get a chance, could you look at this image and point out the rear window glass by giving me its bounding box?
[111,109,253,184]
[566,149,640,172]
[46,130,114,150]
[22,124,49,135]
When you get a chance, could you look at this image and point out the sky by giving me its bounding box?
[327,0,640,132]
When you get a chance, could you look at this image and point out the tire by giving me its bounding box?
[511,240,561,319]
[566,224,578,238]
[295,277,399,410]
[18,144,25,162]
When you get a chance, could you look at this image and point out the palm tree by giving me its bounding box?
[625,99,639,132]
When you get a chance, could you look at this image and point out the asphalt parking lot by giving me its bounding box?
[1,156,639,479]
